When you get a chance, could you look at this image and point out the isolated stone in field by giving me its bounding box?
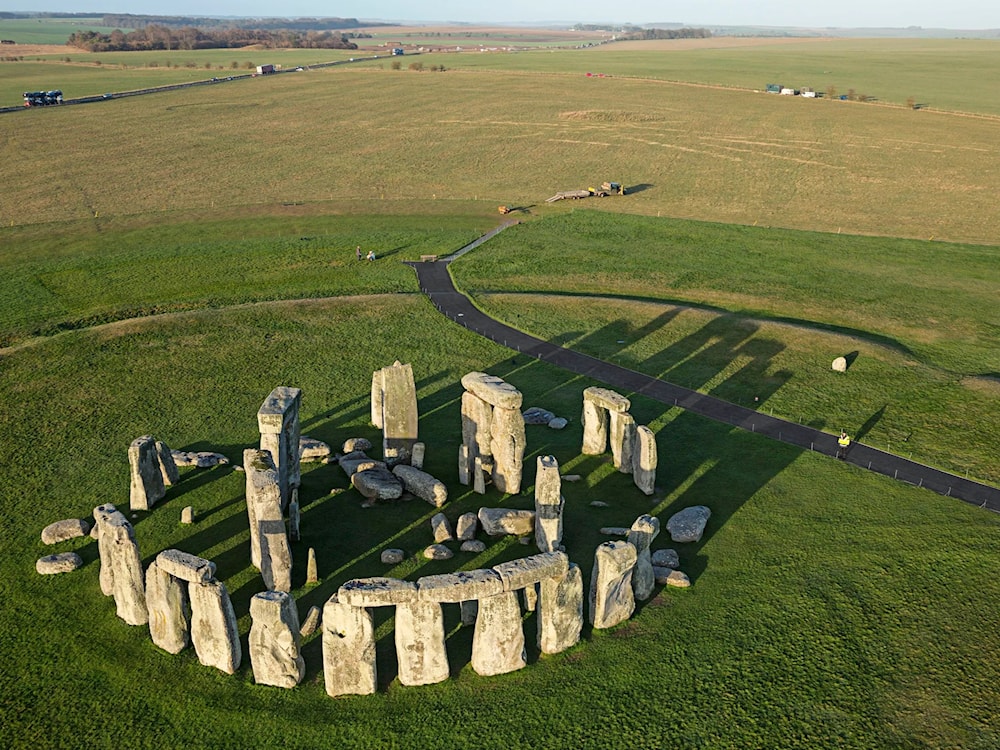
[394,601,449,687]
[300,605,321,637]
[155,549,215,583]
[36,552,83,575]
[180,506,195,524]
[667,506,711,543]
[589,540,637,629]
[460,540,486,553]
[299,436,331,463]
[471,591,526,677]
[430,513,453,543]
[351,466,403,502]
[338,577,417,608]
[456,512,479,541]
[155,439,180,486]
[380,548,405,565]
[632,425,657,496]
[322,594,376,697]
[41,518,89,545]
[423,544,453,561]
[258,386,302,509]
[478,507,535,537]
[145,558,189,654]
[393,464,447,507]
[250,590,305,689]
[129,435,166,511]
[534,455,564,553]
[538,563,583,655]
[628,514,660,601]
[372,361,419,467]
[651,548,680,569]
[832,356,848,372]
[189,579,241,674]
[610,411,637,474]
[306,547,318,584]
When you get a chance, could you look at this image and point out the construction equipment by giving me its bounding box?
[546,182,626,202]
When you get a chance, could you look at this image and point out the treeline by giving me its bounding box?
[99,15,387,31]
[622,27,712,40]
[68,26,359,52]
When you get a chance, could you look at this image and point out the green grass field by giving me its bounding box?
[2,29,999,748]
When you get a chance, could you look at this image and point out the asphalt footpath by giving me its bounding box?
[406,250,1000,514]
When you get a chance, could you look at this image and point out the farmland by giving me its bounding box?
[2,25,999,749]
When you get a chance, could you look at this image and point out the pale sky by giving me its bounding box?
[30,1,1000,29]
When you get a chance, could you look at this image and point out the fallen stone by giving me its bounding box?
[667,506,711,543]
[590,501,610,508]
[478,507,535,537]
[548,418,568,430]
[322,594,376,697]
[299,436,332,462]
[456,512,478,541]
[300,605,321,637]
[36,552,83,575]
[180,506,195,524]
[461,371,523,409]
[832,356,848,372]
[155,549,216,583]
[522,406,555,425]
[343,437,373,453]
[600,527,630,536]
[338,577,417,608]
[460,540,486,553]
[562,474,582,482]
[380,548,405,565]
[471,591,526,676]
[423,544,454,561]
[250,590,305,688]
[589,540,637,629]
[651,549,680,569]
[654,567,691,587]
[338,451,381,477]
[429,513,452,543]
[171,450,230,468]
[393,464,448,508]
[41,518,89,545]
[538,563,583,655]
[352,466,404,502]
[493,552,569,592]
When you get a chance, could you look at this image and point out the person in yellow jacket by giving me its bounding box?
[837,430,851,459]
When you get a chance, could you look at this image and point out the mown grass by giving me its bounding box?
[3,296,1000,748]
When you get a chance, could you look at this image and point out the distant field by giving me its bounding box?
[0,17,116,45]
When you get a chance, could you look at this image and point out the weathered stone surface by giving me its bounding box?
[522,406,555,425]
[180,506,195,524]
[189,579,241,674]
[538,563,583,655]
[170,451,229,468]
[581,399,609,455]
[632,425,657,496]
[478,507,535,537]
[628,514,660,601]
[380,548,405,565]
[654,567,691,587]
[300,605,321,637]
[600,526,630,536]
[145,559,189,654]
[306,547,318,584]
[471,591,526,676]
[342,437,373,453]
[411,441,426,470]
[155,439,180,486]
[522,583,537,612]
[394,601,449,687]
[460,599,478,626]
[299,436,331,463]
[129,435,166,511]
[351,467,403,502]
[667,506,711,543]
[322,594,376,697]
[610,411,637,474]
[457,444,470,486]
[393,465,447,508]
[430,513,453,543]
[590,500,610,508]
[155,549,216,583]
[461,540,486,553]
[41,518,89,545]
[338,451,381,477]
[493,552,569,592]
[93,504,118,596]
[36,552,83,575]
[374,362,419,467]
[100,509,148,626]
[250,590,305,688]
[244,448,280,570]
[473,455,487,495]
[461,391,494,466]
[456,512,478,541]
[583,386,631,413]
[423,544,454,561]
[338,577,417,608]
[490,406,525,494]
[288,493,300,543]
[832,356,848,372]
[258,387,301,511]
[589,540,637,629]
[417,569,504,604]
[534,455,564,553]
[651,548,680,569]
[548,417,568,430]
[244,448,292,592]
[461,371,523,409]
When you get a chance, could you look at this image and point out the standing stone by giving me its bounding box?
[522,584,538,612]
[322,595,376,697]
[129,435,166,511]
[456,512,478,541]
[373,361,419,467]
[93,504,118,596]
[180,506,195,524]
[461,391,493,474]
[534,455,564,553]
[627,514,660,601]
[610,411,637,474]
[632,425,657,496]
[589,540,638,629]
[300,605,322,637]
[257,386,302,509]
[145,559,189,654]
[245,449,292,591]
[538,563,584,655]
[249,591,305,688]
[490,406,525,494]
[155,439,180,486]
[471,591,526,676]
[306,547,318,584]
[102,509,148,625]
[430,513,453,543]
[394,601,449,687]
[473,456,487,495]
[832,356,848,372]
[460,600,478,626]
[288,489,301,543]
[411,442,426,470]
[189,579,241,674]
[580,399,609,455]
[244,448,280,570]
[457,444,470,486]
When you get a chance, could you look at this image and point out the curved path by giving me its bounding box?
[406,231,1000,513]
